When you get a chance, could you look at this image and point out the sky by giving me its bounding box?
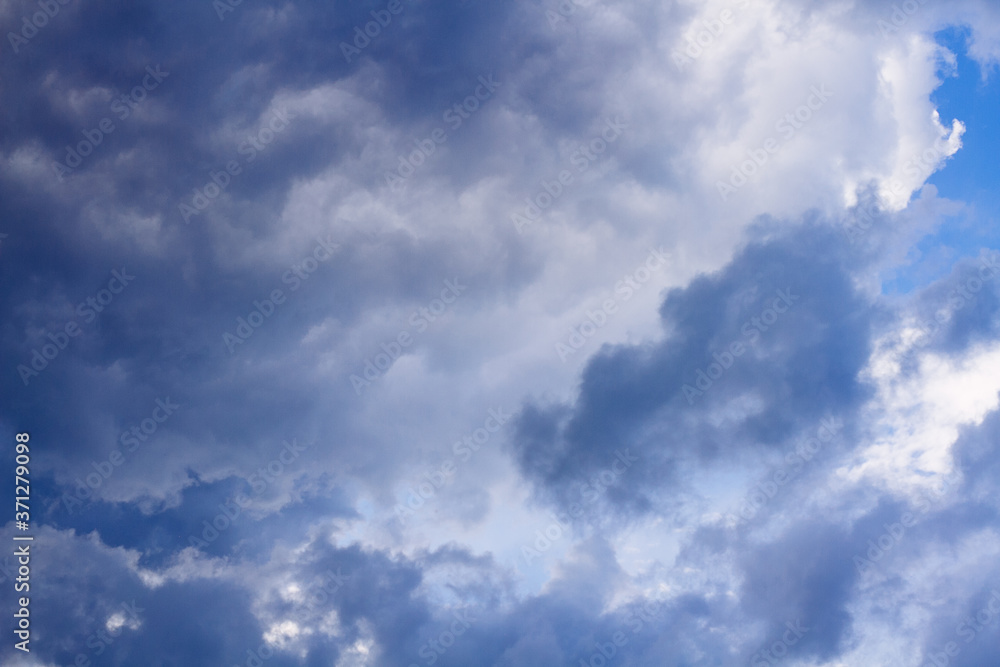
[2,1,1000,666]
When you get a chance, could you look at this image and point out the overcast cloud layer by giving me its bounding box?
[3,0,1000,665]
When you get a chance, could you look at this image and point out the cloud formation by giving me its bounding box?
[3,0,1000,665]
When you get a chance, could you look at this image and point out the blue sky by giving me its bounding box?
[3,1,1000,666]
[883,25,1000,294]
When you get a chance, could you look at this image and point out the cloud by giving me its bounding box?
[4,0,1000,664]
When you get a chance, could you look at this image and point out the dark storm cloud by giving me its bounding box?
[0,527,305,667]
[0,6,494,509]
[0,0,594,502]
[509,219,878,517]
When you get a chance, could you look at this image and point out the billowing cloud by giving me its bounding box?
[3,0,1000,665]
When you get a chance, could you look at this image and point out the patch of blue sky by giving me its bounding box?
[882,26,1000,295]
